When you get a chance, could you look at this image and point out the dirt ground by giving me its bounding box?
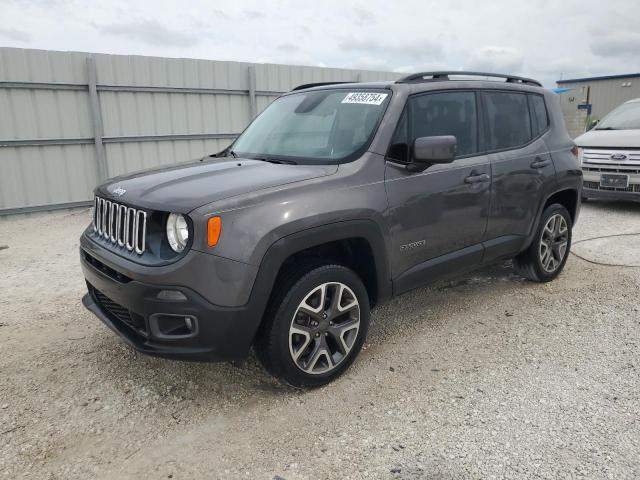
[1,201,639,480]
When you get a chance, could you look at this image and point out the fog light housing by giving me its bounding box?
[149,313,198,339]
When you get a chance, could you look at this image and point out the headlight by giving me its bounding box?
[166,213,189,253]
[577,147,583,165]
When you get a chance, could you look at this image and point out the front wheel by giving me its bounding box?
[256,264,370,388]
[514,204,572,282]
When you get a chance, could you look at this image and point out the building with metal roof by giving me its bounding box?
[556,73,640,138]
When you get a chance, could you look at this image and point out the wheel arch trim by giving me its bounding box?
[525,187,579,248]
[243,219,392,345]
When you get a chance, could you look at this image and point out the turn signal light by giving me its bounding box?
[207,216,222,247]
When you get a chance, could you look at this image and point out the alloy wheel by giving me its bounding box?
[539,213,569,273]
[288,282,360,375]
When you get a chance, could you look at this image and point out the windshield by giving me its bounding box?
[231,89,391,163]
[597,101,640,130]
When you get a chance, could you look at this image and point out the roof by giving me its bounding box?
[293,72,544,92]
[396,71,542,87]
[557,73,640,84]
[288,80,544,97]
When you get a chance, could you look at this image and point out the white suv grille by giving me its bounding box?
[92,196,147,255]
[582,148,640,171]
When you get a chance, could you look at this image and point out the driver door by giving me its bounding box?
[384,90,491,294]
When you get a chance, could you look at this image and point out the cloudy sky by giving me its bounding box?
[1,0,639,87]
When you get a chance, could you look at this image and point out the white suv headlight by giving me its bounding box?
[166,213,189,252]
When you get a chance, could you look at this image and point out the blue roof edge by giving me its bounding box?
[557,73,640,84]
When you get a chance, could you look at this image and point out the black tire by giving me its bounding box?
[514,203,572,282]
[255,263,370,388]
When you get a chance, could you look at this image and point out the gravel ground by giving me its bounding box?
[1,201,639,480]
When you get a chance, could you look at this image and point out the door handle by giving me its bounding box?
[464,172,490,184]
[531,157,551,169]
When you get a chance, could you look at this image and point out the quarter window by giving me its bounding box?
[483,92,532,150]
[387,91,479,162]
[529,94,549,136]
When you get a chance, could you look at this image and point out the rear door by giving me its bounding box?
[481,90,555,262]
[385,90,491,292]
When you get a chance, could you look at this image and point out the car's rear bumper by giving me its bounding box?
[80,248,258,362]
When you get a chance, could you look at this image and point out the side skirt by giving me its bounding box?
[481,235,526,265]
[393,244,483,296]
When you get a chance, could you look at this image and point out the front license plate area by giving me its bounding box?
[600,174,629,188]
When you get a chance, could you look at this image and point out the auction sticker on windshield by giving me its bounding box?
[342,92,388,105]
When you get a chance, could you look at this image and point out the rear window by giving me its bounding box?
[483,92,532,150]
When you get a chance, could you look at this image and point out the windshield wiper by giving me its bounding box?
[596,127,617,130]
[209,148,238,158]
[251,156,298,165]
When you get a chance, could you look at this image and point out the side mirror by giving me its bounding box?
[588,119,599,131]
[410,136,457,171]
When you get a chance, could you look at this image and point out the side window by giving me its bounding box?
[484,92,532,150]
[386,91,478,162]
[529,94,549,136]
[411,91,478,157]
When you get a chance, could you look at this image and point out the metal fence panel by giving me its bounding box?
[0,47,401,214]
[0,48,87,84]
[0,88,92,140]
[0,144,98,212]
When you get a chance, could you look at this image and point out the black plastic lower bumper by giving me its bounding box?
[80,249,258,362]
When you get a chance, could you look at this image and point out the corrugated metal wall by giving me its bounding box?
[0,47,400,214]
[556,75,640,138]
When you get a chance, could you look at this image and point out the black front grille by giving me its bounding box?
[92,287,147,336]
[83,251,131,283]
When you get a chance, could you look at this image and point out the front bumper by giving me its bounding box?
[80,248,259,362]
[582,171,640,202]
[583,182,640,202]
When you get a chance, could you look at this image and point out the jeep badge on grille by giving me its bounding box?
[112,186,127,197]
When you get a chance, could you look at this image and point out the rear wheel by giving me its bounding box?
[256,264,370,388]
[514,204,572,282]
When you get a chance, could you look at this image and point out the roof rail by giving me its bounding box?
[396,71,542,87]
[291,81,354,91]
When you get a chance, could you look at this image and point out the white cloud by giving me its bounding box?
[97,20,200,47]
[0,28,30,43]
[591,31,640,59]
[0,0,638,87]
[465,47,524,74]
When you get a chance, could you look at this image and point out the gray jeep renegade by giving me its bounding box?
[80,71,582,387]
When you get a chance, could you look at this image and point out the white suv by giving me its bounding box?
[576,98,640,202]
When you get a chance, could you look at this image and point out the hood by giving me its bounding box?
[575,129,640,148]
[96,158,338,213]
